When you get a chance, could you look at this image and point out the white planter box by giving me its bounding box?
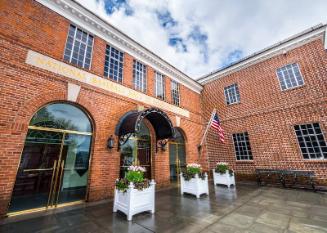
[212,169,235,188]
[113,180,155,221]
[180,173,209,198]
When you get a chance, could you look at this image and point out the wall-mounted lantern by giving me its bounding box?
[107,135,115,150]
[157,139,168,152]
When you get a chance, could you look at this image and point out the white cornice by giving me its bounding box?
[35,0,203,93]
[198,24,327,84]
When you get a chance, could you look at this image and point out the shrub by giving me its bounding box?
[183,163,205,181]
[215,162,234,176]
[115,166,149,192]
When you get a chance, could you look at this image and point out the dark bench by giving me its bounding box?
[255,169,316,191]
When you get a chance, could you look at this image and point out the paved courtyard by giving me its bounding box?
[1,183,327,233]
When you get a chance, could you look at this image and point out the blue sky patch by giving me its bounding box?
[169,37,187,52]
[99,0,133,15]
[221,49,243,68]
[156,11,177,29]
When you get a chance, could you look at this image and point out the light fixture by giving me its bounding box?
[107,135,115,150]
[157,139,168,152]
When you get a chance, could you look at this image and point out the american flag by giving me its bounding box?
[211,113,225,143]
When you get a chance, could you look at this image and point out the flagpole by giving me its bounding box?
[199,108,216,147]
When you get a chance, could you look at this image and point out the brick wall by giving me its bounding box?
[201,38,327,184]
[0,0,204,217]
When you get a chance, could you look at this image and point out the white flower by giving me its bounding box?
[127,165,146,172]
[187,163,202,169]
[217,162,228,166]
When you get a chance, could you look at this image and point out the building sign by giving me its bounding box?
[26,50,190,118]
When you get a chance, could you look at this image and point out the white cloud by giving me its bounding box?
[76,0,327,79]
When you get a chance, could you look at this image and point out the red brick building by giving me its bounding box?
[0,0,326,218]
[199,24,327,185]
[0,0,203,217]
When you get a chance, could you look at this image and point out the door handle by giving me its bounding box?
[55,160,65,207]
[24,168,53,172]
[47,160,58,208]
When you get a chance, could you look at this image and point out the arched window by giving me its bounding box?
[10,103,93,213]
[29,103,92,132]
[120,121,152,178]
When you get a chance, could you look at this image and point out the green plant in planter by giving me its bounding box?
[126,170,144,183]
[183,163,206,181]
[215,162,234,176]
[115,179,129,193]
[116,166,149,192]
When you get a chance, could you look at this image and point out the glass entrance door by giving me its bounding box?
[57,133,92,205]
[119,121,152,179]
[169,129,186,182]
[9,103,93,214]
[9,130,62,212]
[137,139,151,179]
[169,143,186,181]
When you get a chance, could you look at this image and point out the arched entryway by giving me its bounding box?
[169,128,186,181]
[115,108,175,180]
[9,102,93,213]
[120,120,152,179]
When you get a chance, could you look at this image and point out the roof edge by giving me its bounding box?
[198,23,327,84]
[35,0,203,93]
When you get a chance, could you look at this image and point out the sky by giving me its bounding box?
[76,0,327,79]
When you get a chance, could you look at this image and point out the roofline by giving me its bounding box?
[35,0,203,93]
[198,23,327,84]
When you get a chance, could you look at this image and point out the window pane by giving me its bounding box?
[104,45,124,83]
[133,60,146,92]
[294,123,326,160]
[171,80,180,106]
[224,84,240,105]
[233,132,252,160]
[276,63,304,90]
[64,25,93,69]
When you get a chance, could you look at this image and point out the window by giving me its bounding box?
[276,63,304,90]
[104,45,124,83]
[133,60,147,92]
[232,132,253,160]
[155,72,165,100]
[224,83,240,105]
[294,123,327,160]
[171,80,180,106]
[64,25,93,69]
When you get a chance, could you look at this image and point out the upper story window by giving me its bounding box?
[276,63,304,90]
[224,83,240,105]
[294,123,327,160]
[232,132,253,160]
[133,60,147,92]
[155,72,165,100]
[171,80,180,106]
[104,45,124,83]
[64,25,93,69]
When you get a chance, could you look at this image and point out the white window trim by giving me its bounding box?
[171,80,180,106]
[224,83,240,105]
[276,63,305,91]
[63,24,94,70]
[232,132,253,161]
[104,45,124,83]
[294,123,327,160]
[155,72,165,100]
[133,60,147,92]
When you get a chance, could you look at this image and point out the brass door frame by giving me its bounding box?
[8,125,93,216]
[169,142,185,184]
[133,137,152,179]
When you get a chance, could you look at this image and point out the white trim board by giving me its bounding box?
[35,0,203,93]
[198,24,327,84]
[26,50,190,118]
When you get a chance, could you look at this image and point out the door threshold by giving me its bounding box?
[7,200,84,217]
